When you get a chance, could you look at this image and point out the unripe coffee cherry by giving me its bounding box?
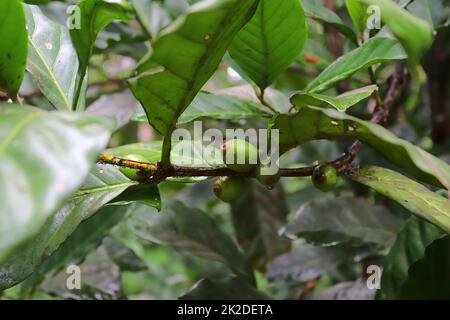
[312,164,337,192]
[255,163,280,190]
[221,139,258,173]
[119,154,148,181]
[213,177,245,203]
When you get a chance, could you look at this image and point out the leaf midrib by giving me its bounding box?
[72,181,136,198]
[28,32,72,111]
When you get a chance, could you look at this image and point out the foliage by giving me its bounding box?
[0,0,449,300]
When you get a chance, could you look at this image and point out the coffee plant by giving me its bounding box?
[0,0,449,300]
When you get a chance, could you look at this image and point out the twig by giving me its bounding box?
[97,61,407,181]
[256,87,278,114]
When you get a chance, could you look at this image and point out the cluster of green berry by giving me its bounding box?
[118,138,338,204]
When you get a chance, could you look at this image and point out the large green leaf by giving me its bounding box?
[351,166,450,233]
[0,0,27,97]
[399,235,450,299]
[291,85,377,112]
[70,0,133,108]
[129,0,259,135]
[25,5,82,111]
[282,194,403,246]
[20,204,138,295]
[377,217,444,300]
[303,0,357,43]
[271,106,450,190]
[180,277,271,300]
[358,0,433,67]
[267,244,356,282]
[0,105,113,266]
[228,0,307,89]
[230,181,290,272]
[132,91,267,124]
[0,164,159,290]
[304,37,406,93]
[128,201,255,284]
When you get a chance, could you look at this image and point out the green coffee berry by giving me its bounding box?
[255,163,280,190]
[221,138,258,173]
[312,164,337,192]
[213,177,246,203]
[119,154,148,181]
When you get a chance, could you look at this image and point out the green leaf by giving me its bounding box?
[128,201,255,285]
[129,0,259,135]
[267,244,356,282]
[399,235,450,299]
[39,250,123,299]
[0,0,27,97]
[291,85,377,111]
[345,0,368,35]
[0,163,159,290]
[358,0,433,67]
[0,105,113,266]
[102,237,147,272]
[228,0,308,89]
[378,217,444,300]
[230,182,290,272]
[130,0,172,37]
[304,37,406,93]
[303,0,357,43]
[282,194,403,246]
[20,204,138,296]
[70,0,133,108]
[70,0,133,75]
[271,106,450,190]
[132,91,267,124]
[351,166,450,233]
[180,277,271,300]
[25,5,82,111]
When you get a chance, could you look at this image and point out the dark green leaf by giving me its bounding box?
[128,201,255,285]
[0,0,27,97]
[267,244,356,282]
[400,236,450,299]
[129,0,259,134]
[20,204,137,295]
[378,216,444,300]
[282,194,404,246]
[230,181,290,272]
[229,0,308,89]
[40,250,123,300]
